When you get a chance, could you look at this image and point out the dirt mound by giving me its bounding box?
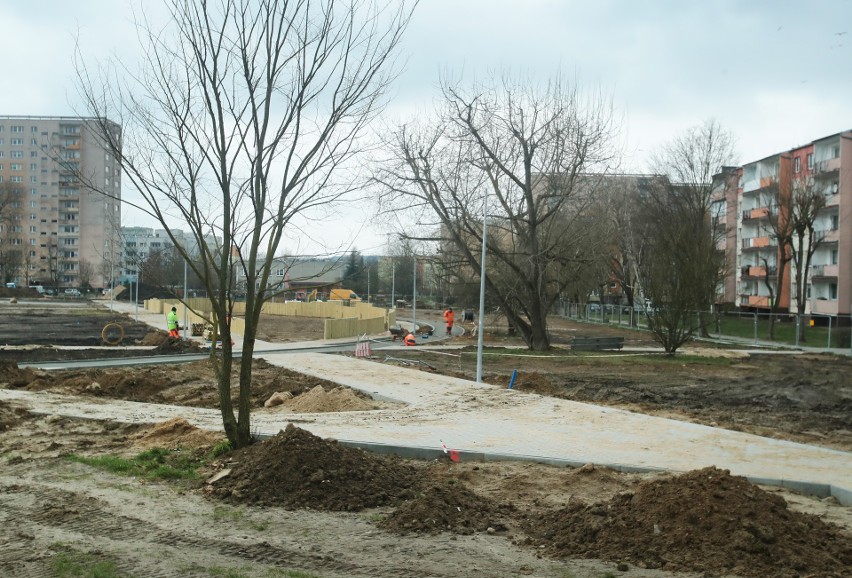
[152,336,205,353]
[524,467,852,577]
[131,418,224,452]
[282,385,380,413]
[0,361,35,388]
[140,331,168,346]
[208,424,419,510]
[380,482,514,535]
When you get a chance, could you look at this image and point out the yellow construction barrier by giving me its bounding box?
[144,297,394,340]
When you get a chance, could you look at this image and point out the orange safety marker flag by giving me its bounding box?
[440,439,460,463]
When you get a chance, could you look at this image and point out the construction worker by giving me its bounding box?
[403,330,416,346]
[167,306,180,338]
[443,307,455,336]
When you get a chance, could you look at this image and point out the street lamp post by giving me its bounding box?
[182,258,188,340]
[412,254,417,335]
[476,192,488,383]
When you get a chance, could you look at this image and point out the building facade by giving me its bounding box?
[716,129,851,317]
[0,116,121,289]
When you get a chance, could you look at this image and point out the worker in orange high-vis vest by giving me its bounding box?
[403,331,416,346]
[167,306,180,338]
[443,307,455,336]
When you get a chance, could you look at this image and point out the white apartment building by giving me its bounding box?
[715,129,851,317]
[0,116,121,289]
[119,227,219,284]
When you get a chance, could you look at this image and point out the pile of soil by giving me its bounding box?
[280,385,381,413]
[14,359,360,412]
[524,467,852,577]
[380,482,513,535]
[0,361,35,388]
[208,424,419,510]
[152,335,206,354]
[131,417,225,453]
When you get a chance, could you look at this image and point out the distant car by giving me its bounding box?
[64,288,82,297]
[5,282,17,289]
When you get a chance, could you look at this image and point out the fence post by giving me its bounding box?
[753,312,758,345]
[795,315,800,347]
[827,316,832,349]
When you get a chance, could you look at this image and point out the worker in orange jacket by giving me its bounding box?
[403,331,416,346]
[443,307,455,336]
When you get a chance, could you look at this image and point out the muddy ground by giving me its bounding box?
[0,301,851,577]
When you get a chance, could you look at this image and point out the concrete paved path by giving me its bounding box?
[5,300,849,506]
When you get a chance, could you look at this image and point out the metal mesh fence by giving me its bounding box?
[557,301,852,350]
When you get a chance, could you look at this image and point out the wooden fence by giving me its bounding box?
[145,298,393,340]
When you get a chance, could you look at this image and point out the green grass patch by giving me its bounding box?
[50,550,127,578]
[210,439,232,458]
[67,447,201,481]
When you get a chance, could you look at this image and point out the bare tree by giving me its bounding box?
[789,174,826,340]
[0,182,25,284]
[375,74,618,350]
[77,259,95,292]
[75,0,413,448]
[45,238,66,290]
[753,173,792,339]
[641,120,736,353]
[605,175,660,323]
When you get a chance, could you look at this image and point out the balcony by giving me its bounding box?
[811,264,839,278]
[742,207,772,221]
[741,236,772,250]
[741,265,777,278]
[823,191,840,207]
[814,228,839,243]
[815,158,841,173]
[739,294,770,308]
[811,299,839,315]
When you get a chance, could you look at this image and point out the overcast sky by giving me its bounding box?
[1,0,850,254]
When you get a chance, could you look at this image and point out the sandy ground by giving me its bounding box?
[1,300,851,577]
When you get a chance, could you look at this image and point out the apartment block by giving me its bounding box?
[0,116,122,289]
[715,129,851,317]
[119,227,217,284]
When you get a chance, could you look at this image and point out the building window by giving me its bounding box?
[831,249,839,265]
[794,157,801,173]
[29,163,37,171]
[10,150,23,158]
[11,125,23,133]
[10,176,22,183]
[831,214,839,230]
[829,283,838,300]
[10,138,23,145]
[30,126,37,133]
[807,153,814,170]
[10,163,22,170]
